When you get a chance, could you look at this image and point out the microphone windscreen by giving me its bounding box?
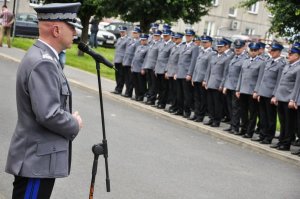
[78,42,89,52]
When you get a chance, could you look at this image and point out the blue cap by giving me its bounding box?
[171,31,175,37]
[233,39,245,48]
[290,42,300,54]
[34,2,82,28]
[270,43,283,51]
[163,24,171,30]
[162,29,172,35]
[194,36,201,41]
[132,27,141,33]
[185,29,195,36]
[258,42,266,49]
[140,33,149,40]
[118,25,127,31]
[174,32,184,39]
[151,23,159,29]
[248,42,260,50]
[200,35,213,42]
[223,37,232,46]
[216,39,227,47]
[153,30,162,35]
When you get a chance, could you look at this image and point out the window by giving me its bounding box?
[211,0,219,6]
[248,2,259,14]
[228,7,237,17]
[245,28,255,36]
[204,21,215,36]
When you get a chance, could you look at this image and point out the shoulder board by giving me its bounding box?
[42,53,54,61]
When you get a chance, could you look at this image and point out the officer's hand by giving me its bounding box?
[73,111,83,130]
[174,74,177,80]
[218,87,223,92]
[257,96,260,102]
[191,81,194,87]
[223,88,227,94]
[288,101,296,109]
[253,92,258,100]
[236,92,240,99]
[271,97,278,106]
[165,73,169,79]
[141,69,145,75]
[202,81,207,88]
[186,75,192,81]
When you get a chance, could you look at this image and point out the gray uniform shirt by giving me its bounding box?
[142,40,161,70]
[122,38,140,66]
[114,35,130,63]
[131,44,149,72]
[154,40,175,74]
[290,61,300,105]
[255,57,286,98]
[176,42,199,79]
[274,60,300,102]
[236,56,265,95]
[192,47,214,82]
[222,52,248,90]
[166,42,184,77]
[6,40,79,178]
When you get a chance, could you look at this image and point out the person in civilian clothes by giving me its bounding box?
[131,34,149,101]
[190,35,215,122]
[271,43,300,151]
[288,43,300,155]
[165,32,185,113]
[0,5,14,48]
[222,39,248,133]
[5,3,83,198]
[252,43,286,144]
[203,39,232,127]
[236,42,265,138]
[154,29,175,109]
[173,29,199,117]
[142,29,162,105]
[89,16,100,48]
[122,27,141,98]
[112,26,129,94]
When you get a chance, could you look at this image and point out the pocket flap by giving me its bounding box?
[36,141,68,156]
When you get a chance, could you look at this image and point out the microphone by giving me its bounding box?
[78,42,114,68]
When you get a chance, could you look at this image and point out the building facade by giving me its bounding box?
[172,0,273,40]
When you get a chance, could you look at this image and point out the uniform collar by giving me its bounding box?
[38,39,59,60]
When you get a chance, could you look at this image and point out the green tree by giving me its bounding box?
[240,0,300,42]
[106,0,212,32]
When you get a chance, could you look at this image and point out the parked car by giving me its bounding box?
[14,13,39,38]
[104,22,134,39]
[94,26,116,47]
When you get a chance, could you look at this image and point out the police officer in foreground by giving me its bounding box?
[112,26,129,95]
[253,43,286,144]
[236,42,266,138]
[190,35,214,122]
[222,39,248,133]
[5,3,83,198]
[271,42,300,151]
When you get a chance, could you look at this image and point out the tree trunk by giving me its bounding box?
[78,15,92,56]
[140,19,151,34]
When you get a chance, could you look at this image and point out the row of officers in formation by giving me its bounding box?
[111,23,300,155]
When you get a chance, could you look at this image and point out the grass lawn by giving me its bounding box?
[11,37,116,80]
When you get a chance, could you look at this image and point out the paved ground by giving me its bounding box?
[1,58,300,199]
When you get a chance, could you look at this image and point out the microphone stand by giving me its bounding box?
[89,61,110,199]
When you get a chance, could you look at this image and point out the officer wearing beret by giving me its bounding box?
[236,42,265,138]
[142,29,162,105]
[112,26,130,95]
[271,42,300,151]
[222,39,248,134]
[173,29,199,117]
[165,32,185,113]
[190,35,215,122]
[131,34,149,101]
[5,3,83,198]
[203,39,232,127]
[253,43,286,144]
[122,27,141,98]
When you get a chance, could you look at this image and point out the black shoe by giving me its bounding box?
[292,139,300,146]
[122,93,131,98]
[211,122,220,127]
[194,117,203,122]
[172,110,183,116]
[204,120,213,125]
[277,145,290,151]
[260,139,272,144]
[242,134,252,138]
[188,116,197,121]
[234,131,245,136]
[136,96,144,101]
[251,137,263,142]
[223,127,232,132]
[270,143,281,149]
[183,112,191,118]
[291,150,300,155]
[231,129,239,134]
[221,117,230,123]
[169,109,177,114]
[146,101,155,105]
[111,90,121,94]
[157,104,166,109]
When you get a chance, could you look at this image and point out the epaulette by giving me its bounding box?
[42,53,54,61]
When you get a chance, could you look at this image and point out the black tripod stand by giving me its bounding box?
[89,61,111,199]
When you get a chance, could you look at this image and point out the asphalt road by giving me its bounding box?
[1,59,300,199]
